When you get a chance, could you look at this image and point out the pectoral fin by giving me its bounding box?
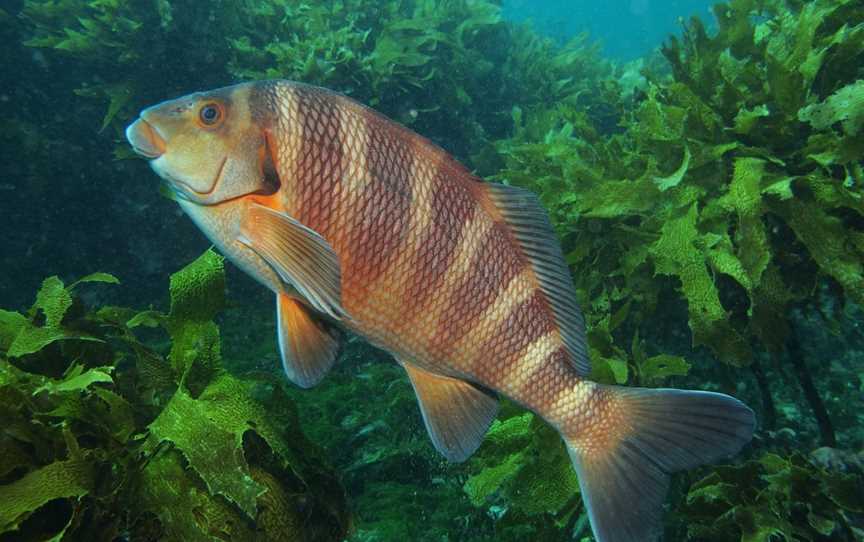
[400,361,499,462]
[277,293,340,388]
[239,203,344,320]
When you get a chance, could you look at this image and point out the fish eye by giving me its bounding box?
[198,102,223,126]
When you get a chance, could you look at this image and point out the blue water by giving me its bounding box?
[503,0,717,60]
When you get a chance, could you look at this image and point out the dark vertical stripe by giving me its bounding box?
[399,166,478,323]
[432,223,525,355]
[293,87,345,240]
[248,81,279,126]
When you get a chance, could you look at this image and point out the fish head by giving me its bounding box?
[126,83,276,205]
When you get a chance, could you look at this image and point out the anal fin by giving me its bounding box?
[400,361,498,462]
[277,293,340,388]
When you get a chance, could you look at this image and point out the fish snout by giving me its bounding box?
[126,117,166,159]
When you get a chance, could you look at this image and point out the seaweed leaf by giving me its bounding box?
[772,197,864,304]
[164,249,225,390]
[144,379,266,519]
[734,105,770,135]
[0,459,94,533]
[69,272,120,288]
[464,412,580,524]
[654,145,691,192]
[5,274,115,358]
[0,311,27,352]
[639,354,691,383]
[681,452,863,541]
[464,450,525,506]
[726,157,771,291]
[650,204,751,365]
[33,365,114,395]
[798,79,864,136]
[33,276,72,328]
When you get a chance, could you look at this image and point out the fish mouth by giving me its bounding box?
[125,118,166,159]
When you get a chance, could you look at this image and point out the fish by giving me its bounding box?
[126,80,756,542]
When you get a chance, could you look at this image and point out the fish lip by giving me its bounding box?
[125,117,166,159]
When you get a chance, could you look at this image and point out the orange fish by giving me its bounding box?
[126,81,755,542]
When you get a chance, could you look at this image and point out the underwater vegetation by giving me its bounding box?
[17,0,608,170]
[0,0,862,540]
[476,1,864,537]
[680,451,862,541]
[0,251,350,541]
[495,0,864,435]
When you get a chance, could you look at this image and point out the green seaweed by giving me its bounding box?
[494,0,864,381]
[798,80,864,136]
[467,3,864,536]
[677,452,864,541]
[0,458,93,534]
[18,0,610,167]
[164,249,225,393]
[463,411,582,537]
[0,253,349,541]
[5,274,111,359]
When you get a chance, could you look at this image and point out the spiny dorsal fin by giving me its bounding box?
[481,182,590,376]
[276,293,341,388]
[400,360,499,462]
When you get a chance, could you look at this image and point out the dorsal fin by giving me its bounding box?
[480,182,590,376]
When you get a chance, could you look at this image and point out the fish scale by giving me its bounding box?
[256,82,610,456]
[260,83,546,383]
[127,79,757,542]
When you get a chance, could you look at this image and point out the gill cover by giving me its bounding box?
[134,83,275,205]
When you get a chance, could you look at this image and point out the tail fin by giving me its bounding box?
[565,386,755,542]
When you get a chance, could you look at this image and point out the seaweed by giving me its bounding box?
[676,452,863,541]
[0,250,349,541]
[462,411,583,538]
[280,338,489,542]
[456,2,864,537]
[223,0,611,166]
[17,0,610,169]
[493,0,864,447]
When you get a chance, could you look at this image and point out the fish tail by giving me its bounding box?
[562,385,755,542]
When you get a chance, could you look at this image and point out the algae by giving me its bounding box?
[479,2,864,535]
[678,452,863,541]
[0,252,349,541]
[462,411,582,536]
[495,0,864,386]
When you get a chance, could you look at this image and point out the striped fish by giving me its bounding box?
[126,81,755,542]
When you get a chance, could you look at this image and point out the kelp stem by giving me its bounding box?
[785,334,836,447]
[749,359,776,430]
